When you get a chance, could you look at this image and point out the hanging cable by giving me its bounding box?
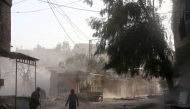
[47,0,75,44]
[50,0,91,41]
[48,0,91,53]
[13,0,27,5]
[49,0,86,42]
[12,0,83,13]
[38,0,100,13]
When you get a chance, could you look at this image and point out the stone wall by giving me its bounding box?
[0,0,12,52]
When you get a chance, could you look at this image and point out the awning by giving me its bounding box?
[0,48,39,109]
[0,49,39,65]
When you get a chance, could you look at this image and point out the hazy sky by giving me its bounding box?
[11,0,172,50]
[11,0,103,49]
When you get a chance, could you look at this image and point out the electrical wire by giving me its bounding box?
[38,0,100,13]
[11,0,174,15]
[50,0,90,53]
[50,0,91,41]
[11,9,49,13]
[50,1,85,42]
[65,0,81,5]
[12,0,91,42]
[11,0,81,13]
[47,0,92,53]
[47,0,75,44]
[13,0,27,5]
[63,14,91,40]
[53,6,87,42]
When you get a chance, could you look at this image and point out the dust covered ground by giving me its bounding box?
[41,97,164,109]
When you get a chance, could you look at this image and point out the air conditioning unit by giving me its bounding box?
[0,79,4,87]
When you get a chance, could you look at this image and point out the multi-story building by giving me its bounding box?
[0,0,12,88]
[0,1,39,108]
[0,0,12,52]
[172,0,190,104]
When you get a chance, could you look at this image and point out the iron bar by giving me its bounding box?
[35,62,37,89]
[15,59,17,109]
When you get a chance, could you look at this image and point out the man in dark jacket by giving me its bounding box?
[29,87,41,109]
[65,89,79,109]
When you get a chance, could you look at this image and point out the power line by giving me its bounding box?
[11,1,173,15]
[50,0,91,41]
[50,1,86,42]
[63,14,91,40]
[11,0,82,13]
[48,0,90,51]
[11,9,174,15]
[65,0,81,5]
[13,0,27,5]
[47,0,75,44]
[38,0,100,13]
[11,9,49,13]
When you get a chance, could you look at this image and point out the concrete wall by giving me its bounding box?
[172,0,190,104]
[0,0,12,52]
[173,0,190,48]
[173,0,190,86]
[103,78,160,98]
[0,96,30,109]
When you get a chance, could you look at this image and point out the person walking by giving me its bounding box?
[29,87,41,109]
[65,89,79,109]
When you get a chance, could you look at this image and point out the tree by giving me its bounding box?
[64,53,106,73]
[87,57,106,73]
[87,0,174,89]
[65,54,88,72]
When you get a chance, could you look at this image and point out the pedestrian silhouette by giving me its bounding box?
[65,89,79,109]
[29,87,41,109]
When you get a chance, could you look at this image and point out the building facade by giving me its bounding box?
[49,68,161,101]
[172,0,190,104]
[0,0,12,88]
[0,0,12,52]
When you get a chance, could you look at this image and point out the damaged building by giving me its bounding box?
[0,0,12,88]
[49,67,103,101]
[0,1,39,109]
[0,0,12,52]
[49,67,162,102]
[171,0,190,106]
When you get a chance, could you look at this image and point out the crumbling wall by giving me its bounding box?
[103,77,161,98]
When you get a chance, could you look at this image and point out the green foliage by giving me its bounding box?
[88,0,174,88]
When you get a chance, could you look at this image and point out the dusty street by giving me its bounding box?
[41,98,163,109]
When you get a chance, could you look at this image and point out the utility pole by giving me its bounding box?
[89,39,99,60]
[0,68,1,79]
[89,40,92,60]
